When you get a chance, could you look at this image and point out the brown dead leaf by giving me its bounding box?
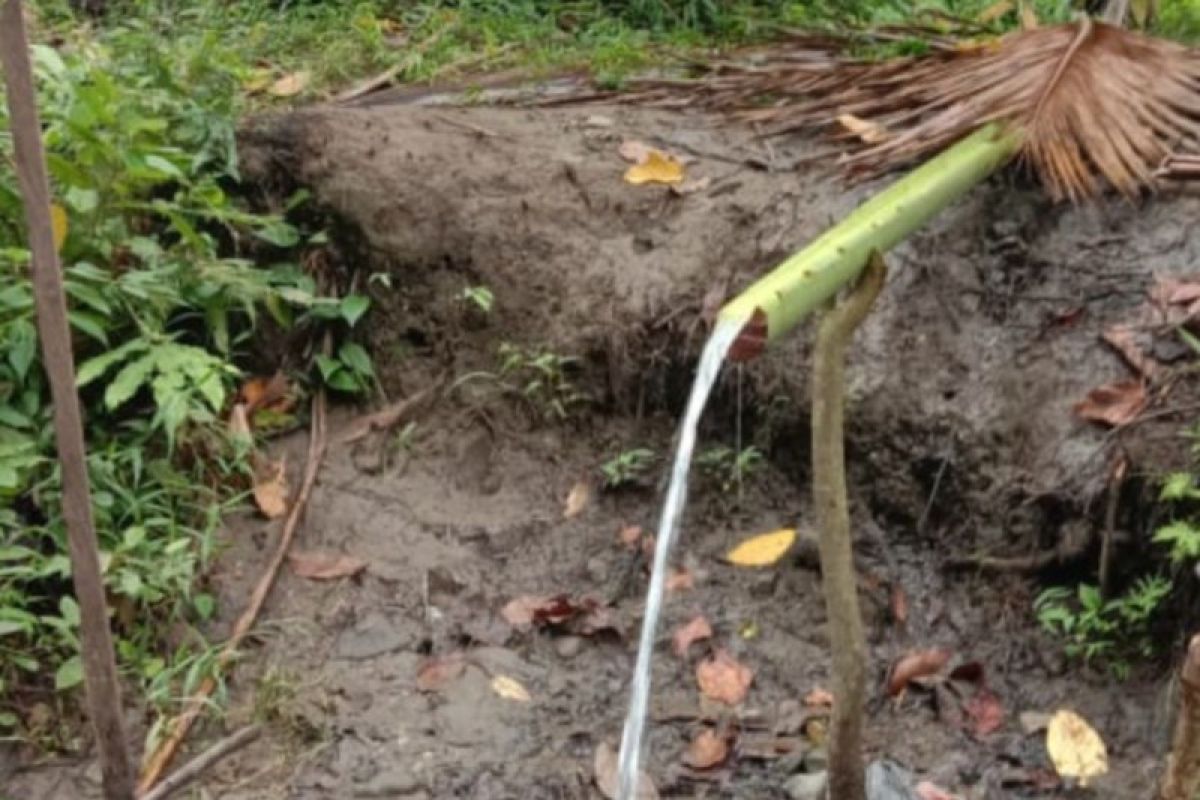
[239,373,290,414]
[804,687,834,709]
[887,648,952,696]
[666,567,695,592]
[594,740,659,799]
[288,551,367,580]
[964,688,1005,737]
[1101,325,1159,378]
[619,525,643,549]
[252,457,288,519]
[624,150,685,186]
[837,113,889,144]
[501,594,604,630]
[228,402,252,442]
[696,649,753,706]
[1073,380,1148,427]
[916,781,958,800]
[672,615,714,658]
[269,70,310,97]
[684,728,729,770]
[890,583,909,626]
[416,652,467,692]
[501,595,546,627]
[564,480,591,519]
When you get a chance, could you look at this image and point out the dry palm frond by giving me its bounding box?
[624,21,1200,201]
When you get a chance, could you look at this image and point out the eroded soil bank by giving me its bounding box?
[9,103,1200,799]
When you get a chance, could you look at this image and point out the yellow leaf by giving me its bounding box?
[50,204,68,253]
[269,71,310,98]
[564,480,590,519]
[1018,0,1038,29]
[490,675,531,702]
[725,528,797,567]
[252,457,289,519]
[837,114,888,145]
[977,0,1013,23]
[624,150,684,186]
[1046,709,1108,787]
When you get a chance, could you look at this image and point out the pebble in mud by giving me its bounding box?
[783,770,829,800]
[555,635,584,659]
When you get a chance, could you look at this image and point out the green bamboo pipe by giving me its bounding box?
[719,123,1021,359]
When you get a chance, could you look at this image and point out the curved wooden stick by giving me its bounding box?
[812,250,887,800]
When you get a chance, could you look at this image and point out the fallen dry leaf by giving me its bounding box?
[1046,709,1108,787]
[619,525,643,549]
[239,373,291,414]
[594,740,659,800]
[1073,380,1148,427]
[890,583,909,626]
[887,649,952,696]
[964,688,1005,737]
[1101,324,1159,379]
[669,176,713,196]
[416,652,467,692]
[288,551,367,580]
[684,728,729,770]
[1019,0,1039,28]
[666,567,695,592]
[725,528,797,567]
[837,113,889,144]
[564,480,591,519]
[696,649,753,706]
[228,402,252,442]
[804,687,834,709]
[916,781,958,800]
[624,150,684,186]
[490,674,532,702]
[618,140,653,164]
[672,615,714,658]
[252,457,289,519]
[501,594,604,630]
[269,70,310,97]
[501,595,547,627]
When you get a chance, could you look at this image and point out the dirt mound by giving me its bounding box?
[12,103,1200,799]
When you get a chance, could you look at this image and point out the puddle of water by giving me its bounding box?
[615,317,745,799]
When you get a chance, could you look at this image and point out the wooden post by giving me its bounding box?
[0,3,135,798]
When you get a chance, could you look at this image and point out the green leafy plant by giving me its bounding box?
[697,444,764,492]
[600,448,656,488]
[497,342,587,420]
[461,285,494,314]
[1035,577,1171,679]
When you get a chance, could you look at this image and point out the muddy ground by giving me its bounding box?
[8,102,1200,799]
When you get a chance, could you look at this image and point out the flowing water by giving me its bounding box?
[615,317,746,799]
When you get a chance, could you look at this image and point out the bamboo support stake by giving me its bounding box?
[812,251,887,800]
[1161,634,1200,799]
[0,3,135,797]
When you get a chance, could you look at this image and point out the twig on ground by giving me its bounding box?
[1098,455,1126,599]
[812,251,887,800]
[137,390,328,794]
[1161,634,1200,799]
[139,725,262,800]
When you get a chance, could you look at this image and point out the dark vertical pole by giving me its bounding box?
[0,3,135,797]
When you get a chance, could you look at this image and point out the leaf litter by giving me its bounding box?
[672,614,714,658]
[696,649,753,706]
[288,551,367,580]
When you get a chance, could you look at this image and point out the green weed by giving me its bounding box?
[600,447,656,487]
[1034,577,1171,679]
[697,444,764,492]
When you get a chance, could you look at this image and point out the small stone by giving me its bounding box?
[556,635,584,659]
[1019,711,1052,735]
[803,747,828,773]
[335,612,414,661]
[784,770,828,800]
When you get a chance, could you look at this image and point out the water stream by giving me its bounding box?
[615,316,746,799]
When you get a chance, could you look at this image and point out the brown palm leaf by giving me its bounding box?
[628,20,1200,202]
